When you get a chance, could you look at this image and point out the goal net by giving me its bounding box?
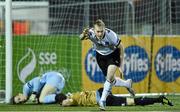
[0,0,180,102]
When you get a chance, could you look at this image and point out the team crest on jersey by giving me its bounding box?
[155,45,180,82]
[105,41,109,45]
[84,48,105,83]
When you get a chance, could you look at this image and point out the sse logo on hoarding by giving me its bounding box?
[85,48,105,83]
[123,45,150,82]
[155,46,180,82]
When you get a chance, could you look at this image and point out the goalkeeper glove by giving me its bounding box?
[66,92,72,97]
[79,28,89,40]
[29,92,38,103]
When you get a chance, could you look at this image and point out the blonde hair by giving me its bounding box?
[94,19,105,28]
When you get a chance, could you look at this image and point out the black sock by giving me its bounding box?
[134,97,161,106]
[106,95,126,106]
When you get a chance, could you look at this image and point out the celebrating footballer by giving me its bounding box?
[80,19,135,110]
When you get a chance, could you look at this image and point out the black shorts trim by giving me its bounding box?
[115,39,121,48]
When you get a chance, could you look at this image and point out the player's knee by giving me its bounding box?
[106,75,114,83]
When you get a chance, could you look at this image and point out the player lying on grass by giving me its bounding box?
[60,88,173,107]
[11,71,66,104]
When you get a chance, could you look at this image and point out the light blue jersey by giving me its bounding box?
[23,71,65,97]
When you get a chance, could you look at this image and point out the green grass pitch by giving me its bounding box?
[0,95,180,111]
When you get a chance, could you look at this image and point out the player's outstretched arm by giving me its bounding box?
[79,28,90,40]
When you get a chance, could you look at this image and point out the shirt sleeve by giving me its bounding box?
[23,83,31,97]
[108,30,120,47]
[32,77,41,93]
[88,28,95,39]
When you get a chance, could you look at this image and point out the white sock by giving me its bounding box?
[100,80,113,101]
[113,77,129,88]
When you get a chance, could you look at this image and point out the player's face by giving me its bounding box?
[14,93,27,104]
[94,25,105,40]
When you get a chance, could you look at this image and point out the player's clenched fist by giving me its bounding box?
[79,28,89,40]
